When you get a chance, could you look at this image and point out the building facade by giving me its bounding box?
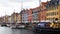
[8,16,12,23]
[16,14,21,23]
[46,0,60,21]
[38,2,47,21]
[28,9,33,23]
[4,15,9,23]
[11,12,18,23]
[0,17,4,23]
[20,9,29,23]
[32,8,39,23]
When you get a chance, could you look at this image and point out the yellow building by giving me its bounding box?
[46,5,60,28]
[11,12,18,23]
[47,6,60,21]
[5,15,9,23]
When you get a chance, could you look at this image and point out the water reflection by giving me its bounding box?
[0,27,33,34]
[0,27,11,34]
[0,27,59,34]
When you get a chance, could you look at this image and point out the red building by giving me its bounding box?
[28,9,33,23]
[28,2,47,23]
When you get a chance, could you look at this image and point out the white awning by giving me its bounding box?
[40,20,53,22]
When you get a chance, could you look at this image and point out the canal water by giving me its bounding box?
[0,27,59,34]
[0,27,33,34]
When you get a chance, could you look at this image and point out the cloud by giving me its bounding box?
[10,0,34,2]
[23,0,39,9]
[41,0,47,2]
[0,0,39,17]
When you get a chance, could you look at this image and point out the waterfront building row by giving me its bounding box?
[0,0,60,24]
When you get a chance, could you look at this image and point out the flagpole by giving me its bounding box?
[21,0,23,23]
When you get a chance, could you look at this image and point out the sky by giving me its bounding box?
[0,0,50,17]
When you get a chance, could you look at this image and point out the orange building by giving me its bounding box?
[38,2,47,21]
[17,14,21,23]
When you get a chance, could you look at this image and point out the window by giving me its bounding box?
[47,11,58,16]
[55,1,58,6]
[54,6,58,10]
[59,0,60,5]
[57,12,58,15]
[47,13,49,16]
[53,12,55,15]
[47,18,48,20]
[37,11,40,12]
